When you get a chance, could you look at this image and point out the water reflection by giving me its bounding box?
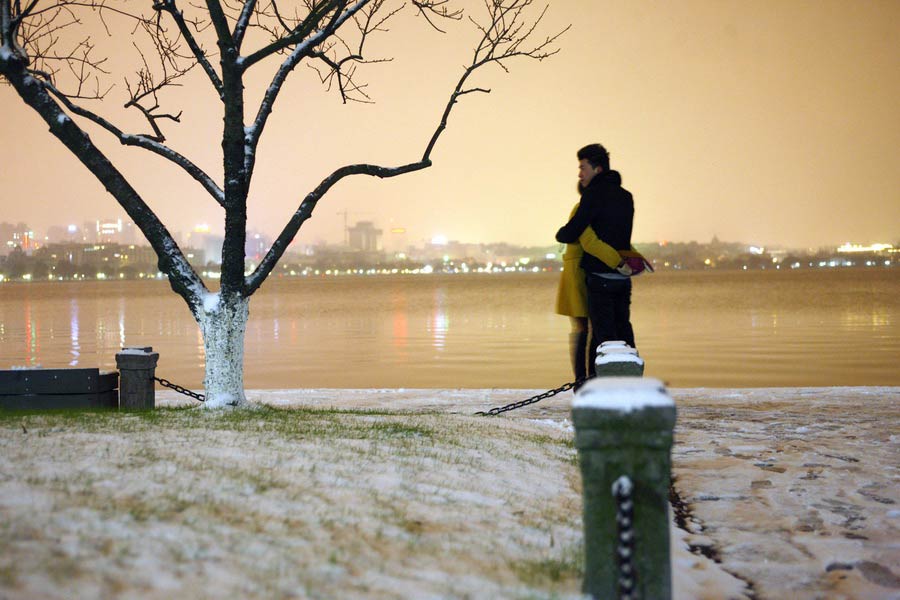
[430,287,448,350]
[25,300,39,366]
[391,291,407,349]
[118,297,126,349]
[840,308,893,329]
[69,298,80,366]
[1,271,898,387]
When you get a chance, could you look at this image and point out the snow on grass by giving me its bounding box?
[0,406,584,599]
[0,387,897,599]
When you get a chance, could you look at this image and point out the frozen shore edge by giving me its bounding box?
[157,384,900,411]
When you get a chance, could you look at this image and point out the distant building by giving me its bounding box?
[246,231,271,263]
[384,226,409,255]
[186,225,223,265]
[0,222,17,256]
[348,221,382,252]
[46,224,82,244]
[0,222,35,256]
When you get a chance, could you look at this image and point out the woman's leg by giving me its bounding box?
[569,317,589,382]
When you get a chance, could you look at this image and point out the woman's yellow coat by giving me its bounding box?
[555,204,622,317]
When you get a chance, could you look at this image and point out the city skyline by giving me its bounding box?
[4,215,898,254]
[1,1,898,250]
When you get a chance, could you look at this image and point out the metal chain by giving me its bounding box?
[153,375,582,411]
[474,377,585,416]
[613,476,636,599]
[154,377,206,402]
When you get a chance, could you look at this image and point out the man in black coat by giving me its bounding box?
[556,143,636,376]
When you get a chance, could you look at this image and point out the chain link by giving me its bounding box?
[154,377,206,402]
[474,378,585,416]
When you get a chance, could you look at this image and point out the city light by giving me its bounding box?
[837,242,893,253]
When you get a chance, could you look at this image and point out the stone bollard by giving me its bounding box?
[595,342,644,377]
[572,377,676,600]
[115,347,159,410]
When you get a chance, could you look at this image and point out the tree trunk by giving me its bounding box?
[196,292,250,408]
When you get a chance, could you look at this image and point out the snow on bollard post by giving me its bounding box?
[115,347,159,410]
[572,377,675,600]
[595,342,644,377]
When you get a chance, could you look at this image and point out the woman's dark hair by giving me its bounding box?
[577,144,610,172]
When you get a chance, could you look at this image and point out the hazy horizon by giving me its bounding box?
[2,1,898,250]
[4,214,896,253]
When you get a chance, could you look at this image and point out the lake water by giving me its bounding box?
[0,269,897,389]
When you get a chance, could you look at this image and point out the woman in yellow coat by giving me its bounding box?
[555,203,623,383]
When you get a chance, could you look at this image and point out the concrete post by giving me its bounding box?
[115,347,159,410]
[595,343,644,377]
[572,377,676,600]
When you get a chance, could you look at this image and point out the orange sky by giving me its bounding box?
[1,0,898,249]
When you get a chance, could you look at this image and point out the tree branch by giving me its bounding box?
[245,159,430,293]
[231,0,256,48]
[153,0,224,97]
[411,0,462,34]
[38,73,226,206]
[243,0,367,172]
[204,0,233,47]
[239,0,347,71]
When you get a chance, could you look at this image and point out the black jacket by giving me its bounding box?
[555,170,634,274]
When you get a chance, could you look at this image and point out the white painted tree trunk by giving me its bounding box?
[196,292,250,408]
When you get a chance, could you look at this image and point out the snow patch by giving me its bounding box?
[526,418,574,433]
[117,348,153,356]
[595,353,644,367]
[597,346,639,356]
[599,340,628,348]
[573,377,672,412]
[56,113,70,125]
[201,291,220,314]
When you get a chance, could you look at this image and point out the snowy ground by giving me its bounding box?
[0,386,897,599]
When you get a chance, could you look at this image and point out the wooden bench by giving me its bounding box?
[0,368,119,410]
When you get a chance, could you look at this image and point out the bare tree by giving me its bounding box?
[0,0,566,407]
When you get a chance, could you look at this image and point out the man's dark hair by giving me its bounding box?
[577,144,610,172]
